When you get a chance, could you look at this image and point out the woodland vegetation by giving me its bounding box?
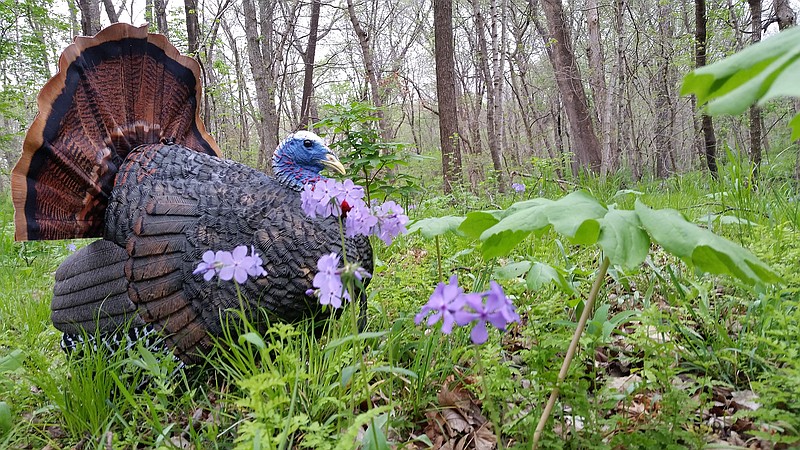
[2,0,800,449]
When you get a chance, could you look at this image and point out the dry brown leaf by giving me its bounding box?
[730,390,761,411]
[605,374,641,393]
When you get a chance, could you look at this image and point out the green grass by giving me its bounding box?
[1,154,800,449]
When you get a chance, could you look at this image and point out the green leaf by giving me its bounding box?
[634,200,781,287]
[459,211,501,239]
[493,261,533,280]
[325,331,388,353]
[408,216,465,238]
[0,401,10,435]
[362,414,390,450]
[0,349,23,373]
[545,191,606,244]
[478,191,606,257]
[681,26,800,119]
[526,262,576,295]
[238,332,266,350]
[598,209,650,271]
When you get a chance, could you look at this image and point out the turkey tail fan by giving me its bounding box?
[11,23,221,241]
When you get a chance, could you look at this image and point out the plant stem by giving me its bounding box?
[435,236,442,282]
[531,256,610,449]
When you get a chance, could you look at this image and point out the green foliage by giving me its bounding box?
[681,25,800,138]
[316,102,422,204]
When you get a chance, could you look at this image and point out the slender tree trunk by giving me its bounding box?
[695,0,718,177]
[77,0,102,35]
[434,0,462,193]
[68,0,80,37]
[299,0,321,129]
[748,0,762,176]
[185,0,200,55]
[536,0,603,173]
[242,0,279,171]
[346,0,389,140]
[654,2,675,178]
[101,0,118,22]
[587,0,615,176]
[154,0,169,36]
[222,18,251,161]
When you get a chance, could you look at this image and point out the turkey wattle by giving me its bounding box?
[11,23,372,363]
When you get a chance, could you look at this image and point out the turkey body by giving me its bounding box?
[12,23,372,363]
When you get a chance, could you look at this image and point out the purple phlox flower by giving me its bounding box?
[456,282,518,344]
[339,179,366,209]
[372,200,409,245]
[414,275,475,335]
[416,278,519,345]
[511,182,525,193]
[247,245,267,277]
[309,254,372,309]
[193,250,226,281]
[345,202,378,238]
[67,243,77,252]
[300,183,318,218]
[312,253,348,308]
[311,178,344,218]
[219,245,259,284]
[195,245,266,284]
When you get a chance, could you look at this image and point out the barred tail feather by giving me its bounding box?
[11,23,221,241]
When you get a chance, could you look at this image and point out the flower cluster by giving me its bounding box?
[306,253,371,309]
[193,245,267,284]
[415,275,520,345]
[511,182,526,193]
[301,178,409,245]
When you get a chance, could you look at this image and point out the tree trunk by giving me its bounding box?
[654,1,675,178]
[101,0,118,23]
[536,0,603,173]
[346,0,389,140]
[434,0,462,193]
[185,0,200,54]
[695,0,717,177]
[747,0,762,176]
[154,0,169,36]
[299,0,321,129]
[242,0,279,171]
[77,0,102,35]
[587,0,616,176]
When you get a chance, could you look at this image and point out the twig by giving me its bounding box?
[532,256,610,449]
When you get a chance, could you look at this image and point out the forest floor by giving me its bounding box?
[1,155,799,449]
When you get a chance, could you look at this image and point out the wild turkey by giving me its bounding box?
[11,23,372,363]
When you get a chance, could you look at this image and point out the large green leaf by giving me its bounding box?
[681,26,800,138]
[598,209,650,271]
[479,191,606,258]
[634,200,781,287]
[459,211,502,239]
[407,216,465,238]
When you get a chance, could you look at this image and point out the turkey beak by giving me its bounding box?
[321,152,346,175]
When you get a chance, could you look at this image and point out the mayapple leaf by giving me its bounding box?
[459,211,502,240]
[478,192,606,258]
[493,260,533,280]
[0,401,10,435]
[634,200,781,287]
[598,209,650,271]
[681,25,800,108]
[526,262,577,295]
[407,216,465,238]
[544,191,607,244]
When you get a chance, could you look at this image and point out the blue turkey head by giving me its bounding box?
[273,130,345,190]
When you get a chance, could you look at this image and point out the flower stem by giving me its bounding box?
[531,256,610,449]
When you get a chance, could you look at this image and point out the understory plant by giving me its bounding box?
[409,189,781,448]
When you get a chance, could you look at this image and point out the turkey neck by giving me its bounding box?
[272,152,325,191]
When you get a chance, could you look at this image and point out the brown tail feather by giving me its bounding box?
[12,23,221,241]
